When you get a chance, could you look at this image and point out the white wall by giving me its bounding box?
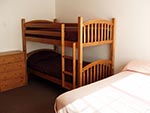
[0,0,55,52]
[0,0,150,72]
[56,0,150,72]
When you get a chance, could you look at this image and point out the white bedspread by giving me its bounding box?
[54,71,150,113]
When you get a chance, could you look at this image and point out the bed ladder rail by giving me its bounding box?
[61,39,77,89]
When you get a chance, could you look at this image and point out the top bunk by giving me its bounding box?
[22,16,115,48]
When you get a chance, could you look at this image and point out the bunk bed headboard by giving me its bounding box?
[79,17,115,46]
[78,16,116,86]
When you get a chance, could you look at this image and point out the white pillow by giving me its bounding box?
[122,60,150,75]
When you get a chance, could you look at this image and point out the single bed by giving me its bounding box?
[54,60,150,113]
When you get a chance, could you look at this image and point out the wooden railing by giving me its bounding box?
[78,17,115,87]
[82,19,113,47]
[25,20,62,38]
[82,60,112,85]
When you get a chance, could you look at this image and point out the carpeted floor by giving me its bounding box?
[0,75,67,113]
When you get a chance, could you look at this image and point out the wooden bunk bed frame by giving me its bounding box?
[22,16,115,90]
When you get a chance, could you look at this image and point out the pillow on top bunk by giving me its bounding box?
[122,60,150,75]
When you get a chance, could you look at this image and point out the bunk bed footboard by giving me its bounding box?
[81,60,112,86]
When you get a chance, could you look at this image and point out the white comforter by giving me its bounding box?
[54,71,150,113]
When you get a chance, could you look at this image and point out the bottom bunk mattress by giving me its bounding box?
[27,50,89,82]
[54,60,150,113]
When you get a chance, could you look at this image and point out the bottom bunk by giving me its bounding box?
[27,49,113,89]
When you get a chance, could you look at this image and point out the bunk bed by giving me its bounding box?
[22,16,115,90]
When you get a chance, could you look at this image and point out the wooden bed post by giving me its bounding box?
[111,18,116,74]
[21,19,28,83]
[21,19,27,54]
[78,16,83,87]
[73,42,76,88]
[61,24,65,88]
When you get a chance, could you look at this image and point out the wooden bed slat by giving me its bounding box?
[94,65,96,81]
[83,19,113,26]
[25,23,61,29]
[82,60,112,85]
[107,25,109,40]
[25,20,53,24]
[83,40,113,47]
[94,23,97,42]
[25,30,61,37]
[91,24,93,42]
[109,25,112,40]
[101,23,103,41]
[98,24,100,41]
[63,71,73,76]
[104,24,107,41]
[87,25,90,43]
[83,26,86,43]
